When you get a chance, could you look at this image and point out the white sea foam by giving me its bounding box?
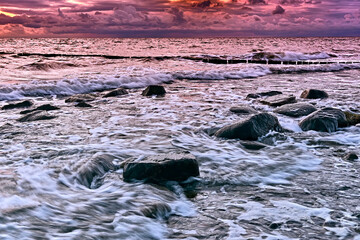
[245,51,333,61]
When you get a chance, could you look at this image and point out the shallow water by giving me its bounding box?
[0,38,360,239]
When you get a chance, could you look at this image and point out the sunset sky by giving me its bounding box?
[0,0,359,37]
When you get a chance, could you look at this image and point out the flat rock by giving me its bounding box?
[65,93,97,103]
[344,111,360,126]
[20,104,60,114]
[229,106,257,114]
[141,85,166,96]
[75,102,93,108]
[123,153,199,183]
[17,111,56,122]
[299,107,348,132]
[260,95,296,107]
[246,91,282,99]
[300,89,328,99]
[215,113,282,140]
[2,100,33,110]
[103,88,129,98]
[274,103,317,117]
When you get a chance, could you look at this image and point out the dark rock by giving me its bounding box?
[299,108,348,132]
[20,104,60,114]
[300,89,328,99]
[344,152,358,161]
[203,127,221,136]
[75,155,117,188]
[269,222,282,230]
[75,102,93,108]
[240,140,268,150]
[103,88,129,98]
[259,95,296,107]
[229,106,257,114]
[274,103,317,117]
[17,111,56,122]
[215,113,282,140]
[2,100,33,110]
[141,85,166,96]
[123,153,199,183]
[246,91,282,99]
[65,93,97,103]
[140,202,171,219]
[344,111,360,126]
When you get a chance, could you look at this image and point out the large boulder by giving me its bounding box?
[344,111,360,126]
[103,88,128,98]
[229,106,257,115]
[259,95,296,107]
[274,103,317,117]
[299,108,348,132]
[123,153,199,183]
[141,85,166,96]
[300,89,328,99]
[214,113,282,140]
[17,111,56,122]
[2,100,33,110]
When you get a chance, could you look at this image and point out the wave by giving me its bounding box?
[0,63,359,101]
[245,51,335,62]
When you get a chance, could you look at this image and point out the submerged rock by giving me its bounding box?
[299,108,348,132]
[141,85,166,96]
[20,104,60,114]
[75,102,93,108]
[140,202,171,219]
[259,95,296,107]
[123,153,199,183]
[2,100,33,110]
[344,111,360,126]
[274,103,317,117]
[65,93,97,103]
[239,140,268,150]
[103,88,129,98]
[215,113,282,140]
[229,106,257,114]
[344,152,358,161]
[300,89,328,99]
[75,154,117,188]
[17,111,56,122]
[246,91,282,99]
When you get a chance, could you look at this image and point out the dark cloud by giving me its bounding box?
[273,5,285,14]
[167,7,187,24]
[247,0,266,5]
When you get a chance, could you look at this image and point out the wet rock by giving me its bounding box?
[344,152,358,161]
[65,93,97,103]
[123,153,199,183]
[20,104,60,114]
[203,127,221,136]
[246,91,282,99]
[75,102,93,108]
[215,113,282,140]
[269,222,282,229]
[75,154,117,188]
[259,95,296,107]
[299,107,348,132]
[229,106,257,114]
[274,103,317,117]
[17,111,56,122]
[140,202,171,219]
[141,85,166,96]
[300,89,328,99]
[344,111,360,126]
[2,100,33,110]
[103,88,129,98]
[240,140,268,150]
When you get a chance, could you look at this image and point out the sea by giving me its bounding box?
[0,37,360,239]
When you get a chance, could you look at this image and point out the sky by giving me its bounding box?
[0,0,359,37]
